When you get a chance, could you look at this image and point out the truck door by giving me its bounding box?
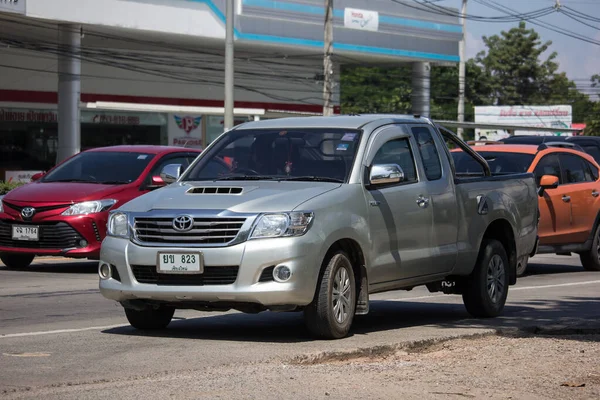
[363,125,436,286]
[409,124,458,274]
[533,154,571,245]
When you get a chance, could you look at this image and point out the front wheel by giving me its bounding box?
[462,239,509,318]
[0,253,35,270]
[304,251,356,339]
[579,223,600,271]
[124,306,175,330]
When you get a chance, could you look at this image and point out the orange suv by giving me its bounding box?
[452,142,600,275]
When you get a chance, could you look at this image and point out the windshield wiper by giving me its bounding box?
[44,179,100,183]
[212,175,277,181]
[278,176,344,183]
[99,180,130,185]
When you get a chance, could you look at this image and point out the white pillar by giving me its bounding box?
[57,24,81,163]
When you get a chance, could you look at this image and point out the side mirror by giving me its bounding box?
[31,172,45,182]
[540,175,559,189]
[369,164,404,186]
[159,164,182,184]
[538,175,559,197]
[148,175,167,189]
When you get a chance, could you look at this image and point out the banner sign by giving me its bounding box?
[0,108,166,126]
[5,170,43,184]
[0,0,25,15]
[474,105,573,141]
[167,114,203,148]
[344,8,379,32]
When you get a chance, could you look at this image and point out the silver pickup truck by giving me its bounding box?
[98,115,539,339]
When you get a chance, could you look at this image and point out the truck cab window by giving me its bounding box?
[412,126,442,180]
[372,138,417,183]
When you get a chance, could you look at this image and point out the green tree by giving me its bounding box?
[340,65,412,114]
[584,75,600,136]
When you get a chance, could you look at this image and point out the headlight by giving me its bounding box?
[61,199,116,216]
[0,196,4,213]
[250,212,314,239]
[107,212,129,237]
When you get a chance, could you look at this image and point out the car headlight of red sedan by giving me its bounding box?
[61,199,117,216]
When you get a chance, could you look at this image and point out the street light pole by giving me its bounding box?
[457,0,467,140]
[224,0,235,130]
[323,0,334,116]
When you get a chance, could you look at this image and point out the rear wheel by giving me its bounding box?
[0,253,35,270]
[462,239,509,318]
[124,306,175,330]
[304,251,356,339]
[579,224,600,271]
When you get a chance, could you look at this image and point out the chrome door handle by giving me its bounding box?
[562,195,571,202]
[416,196,429,208]
[593,191,599,198]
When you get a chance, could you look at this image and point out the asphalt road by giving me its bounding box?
[1,254,599,398]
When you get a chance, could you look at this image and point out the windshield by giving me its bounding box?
[452,151,534,175]
[182,128,362,182]
[42,151,156,184]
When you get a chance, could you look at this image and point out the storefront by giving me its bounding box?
[0,107,167,180]
[0,106,256,181]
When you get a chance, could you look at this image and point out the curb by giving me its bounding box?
[287,317,600,365]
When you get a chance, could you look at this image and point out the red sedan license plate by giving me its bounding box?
[12,225,39,241]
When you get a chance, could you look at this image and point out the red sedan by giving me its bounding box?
[0,145,201,269]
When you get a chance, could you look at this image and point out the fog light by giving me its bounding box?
[79,239,88,247]
[273,265,292,282]
[99,263,111,280]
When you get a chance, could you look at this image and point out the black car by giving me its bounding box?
[500,135,600,165]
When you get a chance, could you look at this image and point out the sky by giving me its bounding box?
[433,0,600,98]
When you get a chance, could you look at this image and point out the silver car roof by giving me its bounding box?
[234,114,432,131]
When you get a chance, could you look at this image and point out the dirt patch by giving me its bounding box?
[282,332,600,399]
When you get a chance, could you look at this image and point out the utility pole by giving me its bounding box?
[224,0,234,130]
[457,0,467,139]
[323,0,334,116]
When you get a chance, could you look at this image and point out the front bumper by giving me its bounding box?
[98,232,323,308]
[0,214,107,259]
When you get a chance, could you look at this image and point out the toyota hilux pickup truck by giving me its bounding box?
[98,115,539,339]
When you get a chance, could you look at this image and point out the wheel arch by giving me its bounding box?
[316,238,369,314]
[480,218,517,285]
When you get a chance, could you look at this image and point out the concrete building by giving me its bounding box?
[0,0,461,180]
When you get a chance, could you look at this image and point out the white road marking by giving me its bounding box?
[378,280,600,302]
[1,280,599,339]
[3,352,51,357]
[511,280,600,291]
[0,325,126,339]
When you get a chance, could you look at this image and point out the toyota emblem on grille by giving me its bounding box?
[21,207,36,220]
[172,215,194,232]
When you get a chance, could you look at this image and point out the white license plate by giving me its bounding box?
[157,252,203,274]
[12,225,39,241]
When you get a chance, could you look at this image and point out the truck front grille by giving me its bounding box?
[131,265,239,285]
[133,217,246,245]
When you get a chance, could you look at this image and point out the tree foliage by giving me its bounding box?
[584,75,600,136]
[340,21,596,135]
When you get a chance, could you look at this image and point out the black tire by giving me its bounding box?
[579,223,600,271]
[462,239,510,318]
[124,306,175,330]
[0,253,35,270]
[304,251,356,339]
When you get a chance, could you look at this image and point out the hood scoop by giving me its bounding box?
[186,186,243,195]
